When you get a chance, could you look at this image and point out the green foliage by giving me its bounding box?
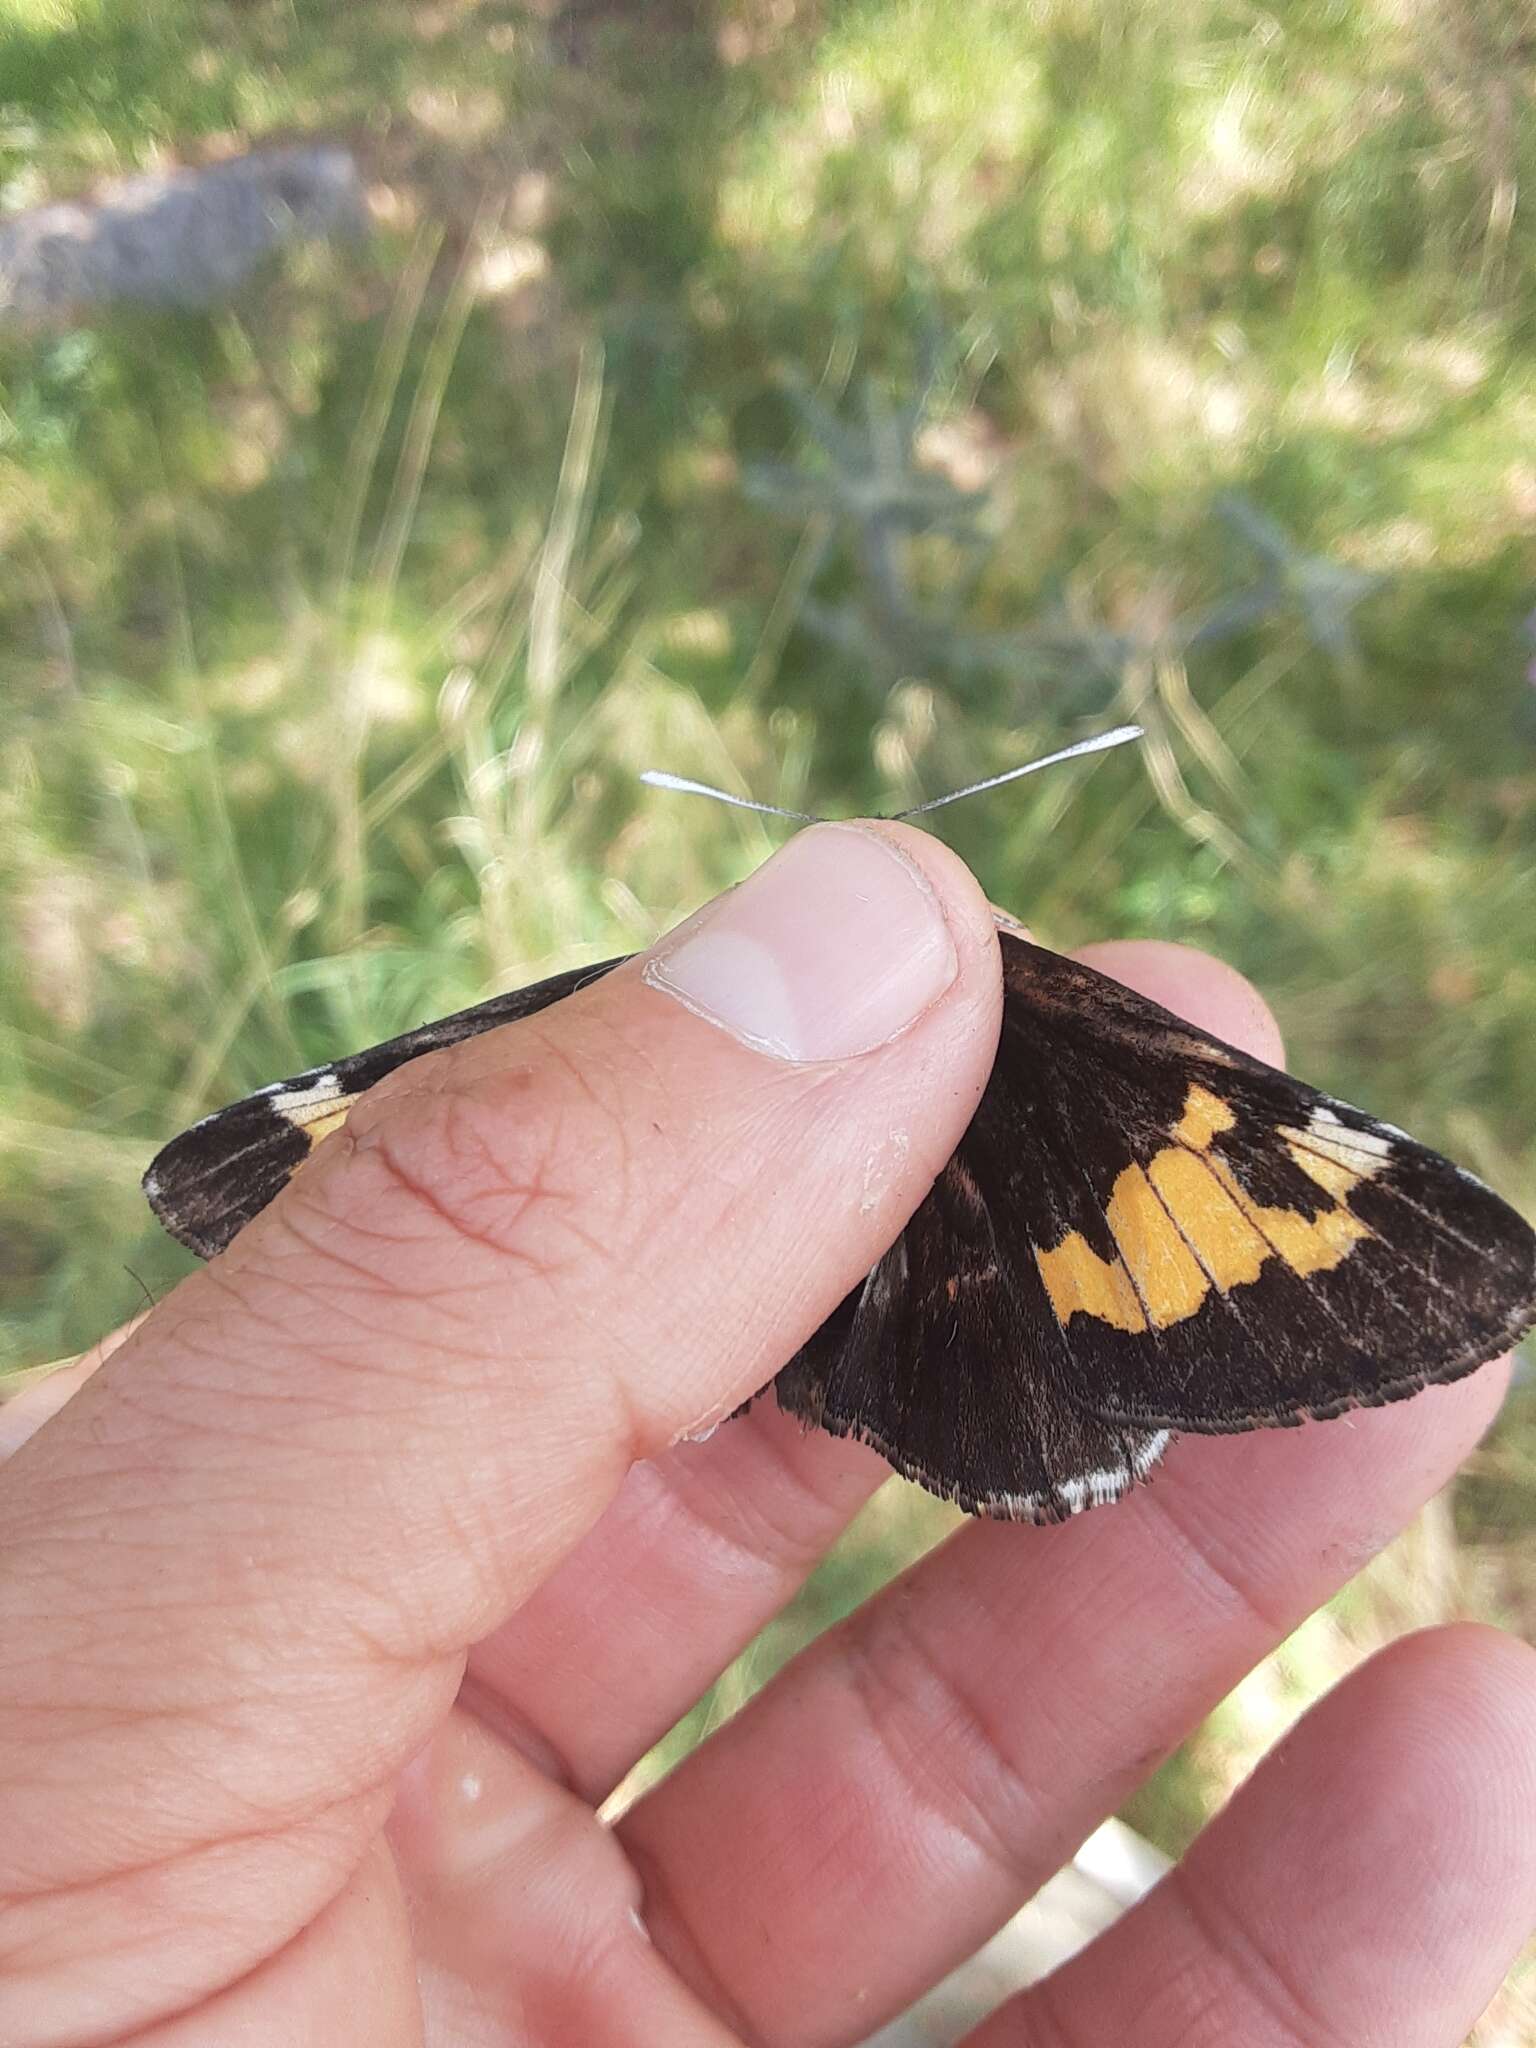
[1,0,1533,1987]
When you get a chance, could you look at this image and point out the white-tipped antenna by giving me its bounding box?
[638,770,819,824]
[889,724,1144,819]
[640,723,1143,826]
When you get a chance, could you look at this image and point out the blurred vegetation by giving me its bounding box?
[1,0,1533,2032]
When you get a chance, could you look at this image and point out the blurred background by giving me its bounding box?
[1,0,1533,2035]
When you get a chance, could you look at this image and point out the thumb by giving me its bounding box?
[0,821,1001,2037]
[254,818,1002,1594]
[326,817,998,1552]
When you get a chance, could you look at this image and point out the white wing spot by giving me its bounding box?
[1132,1428,1172,1474]
[269,1073,344,1117]
[1283,1103,1394,1181]
[1053,1431,1172,1517]
[1314,1103,1395,1155]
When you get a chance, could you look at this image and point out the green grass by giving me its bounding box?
[1,0,1533,2028]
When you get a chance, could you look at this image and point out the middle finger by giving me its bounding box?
[618,1362,1507,2048]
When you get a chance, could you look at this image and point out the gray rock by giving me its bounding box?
[0,145,367,322]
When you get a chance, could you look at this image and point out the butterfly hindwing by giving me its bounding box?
[142,957,628,1258]
[771,1162,1173,1520]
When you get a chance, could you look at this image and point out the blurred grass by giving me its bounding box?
[1,0,1533,2030]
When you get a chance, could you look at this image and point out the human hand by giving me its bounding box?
[3,822,1533,2047]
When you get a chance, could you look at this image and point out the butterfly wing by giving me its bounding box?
[986,936,1536,1432]
[772,938,1190,1518]
[142,957,629,1258]
[773,933,1536,1512]
[770,1173,1173,1521]
[143,926,1536,1524]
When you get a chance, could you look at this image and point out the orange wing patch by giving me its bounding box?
[1036,1230,1147,1332]
[1107,1164,1208,1326]
[297,1104,354,1148]
[1146,1148,1269,1290]
[1036,1087,1383,1333]
[1172,1084,1235,1152]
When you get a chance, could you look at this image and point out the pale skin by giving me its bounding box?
[1,824,1533,2047]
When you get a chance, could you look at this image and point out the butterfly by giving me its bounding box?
[143,924,1536,1523]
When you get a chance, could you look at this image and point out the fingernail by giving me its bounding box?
[643,824,958,1062]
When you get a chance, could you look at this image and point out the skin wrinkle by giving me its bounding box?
[135,1258,404,1417]
[6,1627,437,1818]
[2,1650,292,1728]
[318,1037,643,1295]
[3,1496,460,1916]
[0,1463,319,1586]
[619,1833,763,2048]
[447,1015,654,1248]
[928,1580,1145,1819]
[1167,1857,1358,2048]
[4,1836,409,2045]
[454,1670,580,1791]
[472,1409,890,1812]
[938,1531,1155,1793]
[1029,1951,1229,2048]
[783,1459,1363,2002]
[357,1107,631,1450]
[36,1839,407,2048]
[384,1491,518,1666]
[647,1411,867,1588]
[325,1451,553,1666]
[6,1669,420,1841]
[182,1226,550,1419]
[839,1585,1056,1904]
[0,1775,387,1931]
[545,1444,856,1791]
[264,1206,489,1326]
[621,1459,815,1627]
[83,1366,386,1465]
[1133,1470,1310,1647]
[228,1320,514,1410]
[352,1117,577,1273]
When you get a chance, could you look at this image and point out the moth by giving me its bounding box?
[143,737,1536,1522]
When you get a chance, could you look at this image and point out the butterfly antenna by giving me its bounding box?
[642,725,1142,826]
[888,724,1144,820]
[639,770,819,824]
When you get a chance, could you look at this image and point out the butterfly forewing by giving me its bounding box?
[973,938,1536,1433]
[143,958,628,1258]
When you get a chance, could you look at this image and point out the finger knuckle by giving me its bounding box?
[283,1025,640,1298]
[844,1589,1050,1890]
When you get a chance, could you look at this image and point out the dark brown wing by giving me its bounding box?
[142,957,629,1258]
[771,1161,1173,1519]
[774,934,1536,1503]
[985,937,1536,1431]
